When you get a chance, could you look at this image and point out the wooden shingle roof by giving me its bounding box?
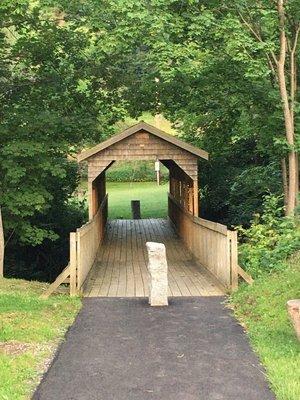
[77,121,209,162]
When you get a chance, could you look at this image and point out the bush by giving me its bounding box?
[4,198,88,282]
[106,161,169,182]
[237,195,300,278]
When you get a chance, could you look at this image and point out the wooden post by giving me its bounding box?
[69,232,77,296]
[229,230,238,291]
[193,180,199,217]
[0,207,4,277]
[88,180,93,220]
[156,170,160,186]
[131,200,141,219]
[155,160,160,186]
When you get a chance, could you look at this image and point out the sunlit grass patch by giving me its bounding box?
[107,181,168,219]
[0,278,81,399]
[230,253,300,400]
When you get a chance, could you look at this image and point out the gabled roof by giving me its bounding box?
[77,121,209,162]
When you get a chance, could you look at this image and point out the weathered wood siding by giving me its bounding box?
[168,194,238,290]
[87,130,198,182]
[75,195,108,291]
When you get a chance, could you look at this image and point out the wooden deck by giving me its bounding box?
[83,219,225,297]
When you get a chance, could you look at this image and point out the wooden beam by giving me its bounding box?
[193,180,199,217]
[0,207,3,277]
[229,230,238,291]
[88,181,93,220]
[237,265,254,285]
[70,232,77,296]
[40,264,71,299]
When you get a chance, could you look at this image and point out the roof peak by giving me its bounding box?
[77,121,208,162]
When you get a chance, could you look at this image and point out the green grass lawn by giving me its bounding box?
[0,279,81,400]
[230,254,300,400]
[107,181,168,219]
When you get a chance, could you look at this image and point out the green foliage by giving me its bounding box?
[237,195,300,277]
[230,255,300,400]
[228,163,282,225]
[106,161,169,183]
[5,198,88,282]
[0,0,127,247]
[0,277,81,399]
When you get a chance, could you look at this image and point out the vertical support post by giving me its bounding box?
[131,200,141,219]
[156,170,160,186]
[70,232,77,296]
[155,160,160,186]
[0,207,4,277]
[88,180,93,220]
[193,180,199,217]
[229,230,238,291]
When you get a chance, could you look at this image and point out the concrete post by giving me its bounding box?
[146,242,168,306]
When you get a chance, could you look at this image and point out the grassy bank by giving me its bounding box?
[107,181,168,219]
[230,254,300,400]
[0,278,81,399]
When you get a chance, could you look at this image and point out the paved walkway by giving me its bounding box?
[33,298,275,400]
[83,219,224,297]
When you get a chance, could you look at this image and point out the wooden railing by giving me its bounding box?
[76,194,108,291]
[41,195,108,298]
[168,193,238,291]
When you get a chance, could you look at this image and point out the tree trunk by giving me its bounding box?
[281,158,289,211]
[277,0,297,215]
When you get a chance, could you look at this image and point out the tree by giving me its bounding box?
[218,0,300,215]
[0,1,127,247]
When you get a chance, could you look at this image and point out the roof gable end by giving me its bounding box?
[77,121,209,162]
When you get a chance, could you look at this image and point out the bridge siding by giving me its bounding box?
[83,219,225,298]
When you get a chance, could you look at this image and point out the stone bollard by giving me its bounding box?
[146,242,168,306]
[287,299,300,341]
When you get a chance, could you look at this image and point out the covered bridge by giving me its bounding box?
[43,122,252,299]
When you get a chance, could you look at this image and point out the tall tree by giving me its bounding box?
[219,0,300,214]
[0,1,127,246]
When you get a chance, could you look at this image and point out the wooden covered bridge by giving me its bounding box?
[44,122,252,299]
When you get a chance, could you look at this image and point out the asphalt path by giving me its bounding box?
[33,297,275,400]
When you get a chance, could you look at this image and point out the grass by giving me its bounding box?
[0,278,81,400]
[107,181,168,219]
[230,254,300,400]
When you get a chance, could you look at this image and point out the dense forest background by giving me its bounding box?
[0,0,299,281]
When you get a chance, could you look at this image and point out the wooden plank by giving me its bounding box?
[98,222,115,296]
[41,265,70,299]
[132,221,144,297]
[69,232,77,296]
[125,220,135,297]
[82,218,226,298]
[229,230,239,291]
[237,265,254,285]
[107,220,121,296]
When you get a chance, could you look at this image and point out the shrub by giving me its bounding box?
[237,195,300,278]
[106,161,169,182]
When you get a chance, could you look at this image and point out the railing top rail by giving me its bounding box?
[76,194,108,234]
[168,193,228,236]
